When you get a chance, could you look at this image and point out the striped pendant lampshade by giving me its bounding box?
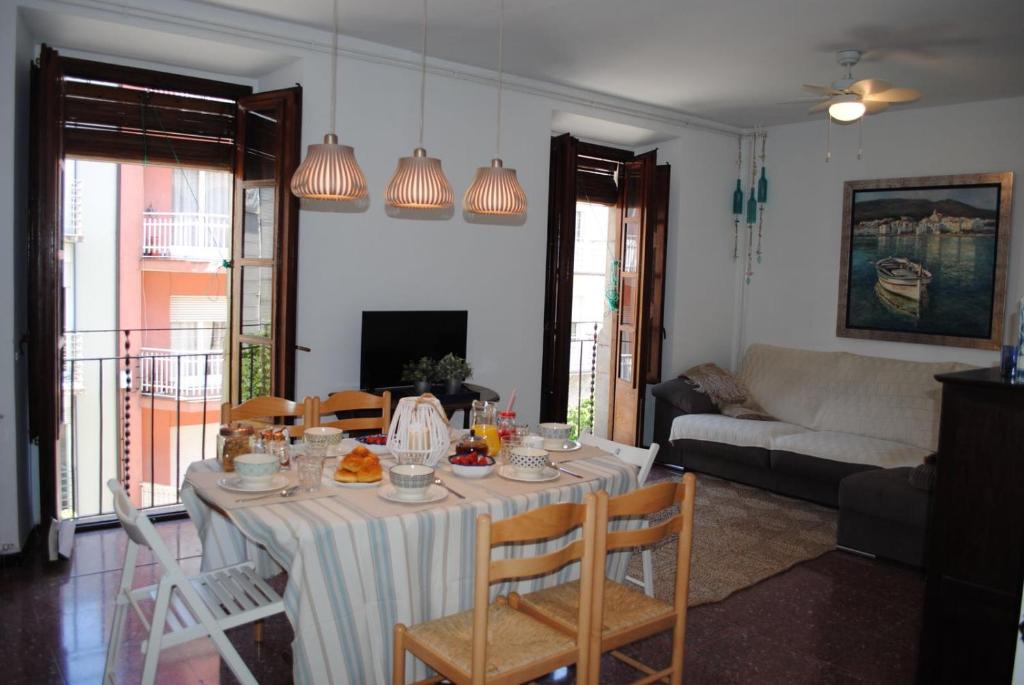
[290,134,368,201]
[384,147,454,209]
[463,158,527,215]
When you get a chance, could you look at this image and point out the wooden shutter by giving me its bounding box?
[27,45,65,520]
[229,87,302,404]
[61,57,251,169]
[643,163,671,384]
[540,133,579,422]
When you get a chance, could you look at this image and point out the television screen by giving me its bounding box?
[360,310,468,390]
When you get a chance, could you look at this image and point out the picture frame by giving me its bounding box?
[836,172,1014,350]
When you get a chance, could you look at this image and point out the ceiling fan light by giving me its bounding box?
[829,96,866,122]
[463,158,527,216]
[385,147,454,209]
[290,134,368,201]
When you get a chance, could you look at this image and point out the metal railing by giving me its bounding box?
[139,348,224,400]
[141,211,230,261]
[59,328,224,523]
[567,321,600,439]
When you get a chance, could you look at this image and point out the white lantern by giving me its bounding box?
[386,394,451,466]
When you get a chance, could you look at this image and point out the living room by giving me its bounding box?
[1,0,1022,683]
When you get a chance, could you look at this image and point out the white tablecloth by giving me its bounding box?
[181,447,638,684]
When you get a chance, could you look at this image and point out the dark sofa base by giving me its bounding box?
[658,439,878,508]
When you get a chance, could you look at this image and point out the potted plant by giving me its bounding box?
[402,356,436,394]
[436,353,472,395]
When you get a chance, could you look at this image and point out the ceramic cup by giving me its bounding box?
[538,422,572,440]
[234,452,279,485]
[523,435,546,450]
[508,447,549,477]
[389,464,435,500]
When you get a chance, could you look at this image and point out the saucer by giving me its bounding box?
[378,484,448,504]
[545,439,582,452]
[217,473,289,494]
[497,465,560,483]
[325,475,382,489]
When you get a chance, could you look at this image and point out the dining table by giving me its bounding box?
[181,443,639,685]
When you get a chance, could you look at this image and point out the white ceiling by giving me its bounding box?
[192,0,1024,128]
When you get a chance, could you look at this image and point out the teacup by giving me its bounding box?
[508,447,549,477]
[389,464,435,500]
[234,453,279,485]
[304,426,345,456]
[538,422,572,440]
[523,435,545,450]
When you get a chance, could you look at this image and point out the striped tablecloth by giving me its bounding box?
[181,447,638,685]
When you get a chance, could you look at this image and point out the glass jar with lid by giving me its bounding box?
[469,400,500,457]
[217,423,254,472]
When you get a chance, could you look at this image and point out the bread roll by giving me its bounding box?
[356,461,383,483]
[340,453,365,472]
[334,468,357,483]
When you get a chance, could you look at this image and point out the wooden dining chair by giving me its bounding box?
[392,491,607,685]
[508,475,697,685]
[103,480,285,685]
[579,433,661,596]
[308,389,392,434]
[221,395,306,437]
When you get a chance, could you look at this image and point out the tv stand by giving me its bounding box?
[355,384,500,429]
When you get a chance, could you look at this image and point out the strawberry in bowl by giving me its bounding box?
[448,451,495,478]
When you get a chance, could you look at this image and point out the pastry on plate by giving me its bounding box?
[333,468,357,483]
[356,460,383,483]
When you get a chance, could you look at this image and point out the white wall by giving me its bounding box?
[739,97,1024,366]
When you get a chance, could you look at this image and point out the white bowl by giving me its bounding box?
[508,447,550,476]
[448,454,495,478]
[304,427,345,447]
[389,464,435,500]
[234,452,279,484]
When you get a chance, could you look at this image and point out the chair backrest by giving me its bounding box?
[598,475,696,617]
[308,390,392,433]
[106,479,182,573]
[221,395,305,436]
[473,492,605,684]
[579,433,660,485]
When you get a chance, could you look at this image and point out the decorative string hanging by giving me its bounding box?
[745,133,758,284]
[756,129,768,263]
[731,135,743,260]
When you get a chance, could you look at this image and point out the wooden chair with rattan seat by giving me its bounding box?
[307,389,392,434]
[508,475,697,685]
[392,491,607,685]
[220,395,307,437]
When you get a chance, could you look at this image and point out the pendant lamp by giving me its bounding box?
[290,0,368,201]
[384,0,453,210]
[463,0,527,216]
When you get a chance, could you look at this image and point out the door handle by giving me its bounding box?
[296,345,311,352]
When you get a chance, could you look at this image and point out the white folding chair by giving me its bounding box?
[579,434,661,597]
[103,479,284,685]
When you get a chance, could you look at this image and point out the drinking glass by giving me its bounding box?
[295,454,324,492]
[1001,345,1019,379]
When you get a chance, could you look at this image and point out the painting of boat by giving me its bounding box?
[874,281,922,319]
[874,256,933,302]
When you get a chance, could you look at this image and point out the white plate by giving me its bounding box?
[545,440,582,452]
[377,484,448,504]
[325,474,382,489]
[497,465,560,483]
[217,473,290,494]
[341,437,390,455]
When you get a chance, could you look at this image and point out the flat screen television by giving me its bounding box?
[360,310,468,390]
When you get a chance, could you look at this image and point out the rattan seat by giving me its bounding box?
[516,578,673,636]
[406,603,575,678]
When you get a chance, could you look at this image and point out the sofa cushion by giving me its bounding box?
[839,467,930,528]
[670,414,807,450]
[769,431,930,469]
[651,376,718,414]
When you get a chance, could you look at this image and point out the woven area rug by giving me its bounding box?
[626,474,838,606]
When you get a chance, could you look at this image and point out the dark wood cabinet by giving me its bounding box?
[919,368,1024,683]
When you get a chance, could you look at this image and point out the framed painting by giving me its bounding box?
[836,172,1014,350]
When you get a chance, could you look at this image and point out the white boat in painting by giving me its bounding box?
[874,256,933,302]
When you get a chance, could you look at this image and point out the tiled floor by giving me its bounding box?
[0,469,924,684]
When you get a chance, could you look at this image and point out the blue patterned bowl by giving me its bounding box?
[389,464,434,500]
[234,453,279,484]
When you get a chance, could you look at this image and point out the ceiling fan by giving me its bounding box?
[803,50,921,122]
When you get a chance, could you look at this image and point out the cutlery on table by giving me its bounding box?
[434,478,465,499]
[236,485,299,503]
[550,460,583,478]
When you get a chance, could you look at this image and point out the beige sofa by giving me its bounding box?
[652,343,971,506]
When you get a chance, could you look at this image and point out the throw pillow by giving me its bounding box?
[908,454,937,491]
[684,363,775,421]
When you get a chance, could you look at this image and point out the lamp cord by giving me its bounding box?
[330,0,338,135]
[418,0,427,147]
[495,0,504,159]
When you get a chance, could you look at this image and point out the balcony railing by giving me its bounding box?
[138,348,224,401]
[141,211,230,261]
[568,321,600,439]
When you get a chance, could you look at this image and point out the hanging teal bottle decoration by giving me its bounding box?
[755,131,768,264]
[732,179,744,214]
[731,136,743,260]
[757,166,767,203]
[745,186,757,224]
